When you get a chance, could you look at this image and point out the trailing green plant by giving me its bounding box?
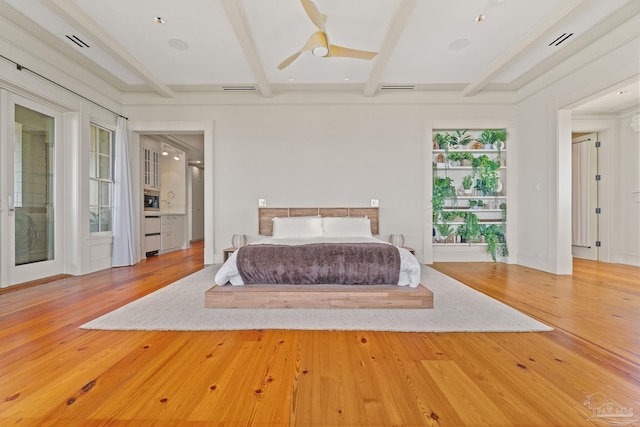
[456,211,481,243]
[472,155,500,195]
[432,176,457,220]
[441,211,459,223]
[481,224,509,262]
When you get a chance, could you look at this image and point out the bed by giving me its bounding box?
[207,207,431,309]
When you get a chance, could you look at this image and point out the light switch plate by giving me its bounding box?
[371,199,379,207]
[258,199,267,207]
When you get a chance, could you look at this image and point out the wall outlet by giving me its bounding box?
[371,199,379,207]
[258,199,267,207]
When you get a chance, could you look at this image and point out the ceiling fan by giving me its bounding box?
[277,0,378,70]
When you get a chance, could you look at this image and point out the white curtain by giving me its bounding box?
[571,141,590,247]
[112,116,138,266]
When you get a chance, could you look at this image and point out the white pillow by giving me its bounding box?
[272,216,323,238]
[322,217,372,238]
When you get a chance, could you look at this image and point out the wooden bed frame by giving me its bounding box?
[205,207,433,309]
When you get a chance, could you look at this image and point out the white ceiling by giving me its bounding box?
[2,0,638,97]
[1,0,638,161]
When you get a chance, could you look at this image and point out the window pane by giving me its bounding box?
[100,207,112,232]
[98,154,111,179]
[89,207,99,233]
[14,104,55,265]
[99,181,111,206]
[89,152,97,178]
[89,179,98,205]
[99,129,110,154]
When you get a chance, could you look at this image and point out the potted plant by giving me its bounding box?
[493,129,507,164]
[475,129,498,150]
[462,175,473,195]
[457,211,481,243]
[469,199,485,209]
[460,152,473,166]
[447,152,462,167]
[434,132,453,152]
[450,129,473,148]
[435,222,454,243]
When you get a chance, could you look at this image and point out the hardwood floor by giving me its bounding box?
[0,243,638,426]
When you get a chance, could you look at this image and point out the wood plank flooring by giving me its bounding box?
[0,242,638,426]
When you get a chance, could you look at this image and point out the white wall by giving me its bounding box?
[125,102,517,264]
[614,113,640,265]
[516,24,640,273]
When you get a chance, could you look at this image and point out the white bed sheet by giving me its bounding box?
[214,236,421,287]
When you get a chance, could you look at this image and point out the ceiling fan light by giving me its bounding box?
[311,45,329,57]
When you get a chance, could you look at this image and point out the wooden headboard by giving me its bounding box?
[258,207,379,236]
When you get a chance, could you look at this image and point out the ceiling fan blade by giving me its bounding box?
[300,0,325,30]
[326,45,377,60]
[277,31,328,70]
[277,51,303,70]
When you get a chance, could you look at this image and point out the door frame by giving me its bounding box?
[0,93,65,286]
[128,121,215,264]
[571,119,616,263]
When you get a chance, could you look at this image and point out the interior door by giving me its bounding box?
[571,132,599,261]
[2,96,63,286]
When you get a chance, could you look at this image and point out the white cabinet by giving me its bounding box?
[432,129,509,262]
[161,215,185,252]
[143,146,160,189]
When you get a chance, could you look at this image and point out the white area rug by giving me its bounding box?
[80,265,552,332]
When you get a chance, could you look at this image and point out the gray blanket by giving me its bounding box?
[236,243,401,285]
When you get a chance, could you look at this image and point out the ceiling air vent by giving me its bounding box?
[222,85,257,91]
[380,85,415,91]
[65,35,90,48]
[549,33,574,47]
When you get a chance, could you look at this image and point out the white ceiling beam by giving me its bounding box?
[43,0,174,98]
[364,0,417,97]
[462,0,586,97]
[220,0,272,98]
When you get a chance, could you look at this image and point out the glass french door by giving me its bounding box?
[1,95,63,286]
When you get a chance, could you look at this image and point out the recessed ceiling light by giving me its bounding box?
[161,150,168,156]
[289,77,294,82]
[154,17,165,24]
[168,38,189,51]
[616,90,627,95]
[449,38,470,50]
[344,77,350,81]
[492,0,505,3]
[474,14,486,22]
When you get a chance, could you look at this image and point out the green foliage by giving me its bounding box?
[434,132,453,150]
[481,224,508,262]
[469,199,485,209]
[456,211,481,242]
[472,155,500,195]
[432,176,457,218]
[475,129,498,146]
[462,175,473,190]
[450,129,473,146]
